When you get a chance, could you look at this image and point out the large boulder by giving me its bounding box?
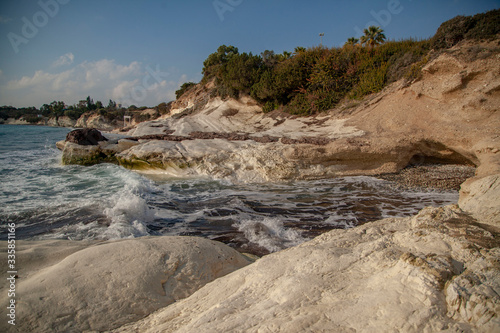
[459,174,500,227]
[0,237,251,333]
[65,128,108,146]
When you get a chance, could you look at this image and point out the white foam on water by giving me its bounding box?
[95,168,159,239]
[41,221,102,241]
[323,211,358,229]
[233,217,308,253]
[102,191,153,239]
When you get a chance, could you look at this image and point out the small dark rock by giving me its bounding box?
[66,128,108,146]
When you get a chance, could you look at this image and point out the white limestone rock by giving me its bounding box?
[0,236,251,333]
[117,139,300,182]
[459,174,500,227]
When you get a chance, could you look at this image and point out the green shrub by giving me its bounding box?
[203,41,429,115]
[465,9,500,40]
[133,113,151,123]
[156,102,172,115]
[285,93,310,115]
[202,45,239,80]
[431,9,500,49]
[175,82,197,99]
[24,114,41,123]
[262,100,279,113]
[404,56,429,82]
[431,15,476,49]
[350,62,389,99]
[220,52,262,93]
[64,109,83,119]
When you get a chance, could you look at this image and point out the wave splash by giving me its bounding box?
[234,217,307,253]
[102,189,154,239]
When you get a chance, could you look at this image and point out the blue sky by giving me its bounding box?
[0,0,498,108]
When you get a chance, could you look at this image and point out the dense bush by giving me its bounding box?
[465,9,500,40]
[155,102,172,115]
[0,106,38,120]
[24,114,41,123]
[64,109,83,120]
[431,15,476,49]
[100,109,126,122]
[431,9,500,49]
[133,113,151,123]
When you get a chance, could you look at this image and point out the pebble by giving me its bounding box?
[378,164,476,191]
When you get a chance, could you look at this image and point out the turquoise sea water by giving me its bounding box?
[0,125,460,255]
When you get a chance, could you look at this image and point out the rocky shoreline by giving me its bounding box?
[1,40,499,332]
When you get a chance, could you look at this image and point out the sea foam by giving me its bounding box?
[234,217,307,253]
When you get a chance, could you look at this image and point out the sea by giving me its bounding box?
[0,125,460,255]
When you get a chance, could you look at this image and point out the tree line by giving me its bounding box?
[0,96,171,123]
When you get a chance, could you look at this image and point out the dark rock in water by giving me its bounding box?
[66,128,108,146]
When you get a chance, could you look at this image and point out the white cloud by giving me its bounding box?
[0,59,187,108]
[52,53,75,67]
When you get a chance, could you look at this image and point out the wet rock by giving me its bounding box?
[65,128,108,146]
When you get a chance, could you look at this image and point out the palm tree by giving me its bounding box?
[344,37,359,47]
[282,51,292,59]
[294,46,306,55]
[360,26,386,50]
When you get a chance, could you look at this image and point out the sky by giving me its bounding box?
[0,0,498,108]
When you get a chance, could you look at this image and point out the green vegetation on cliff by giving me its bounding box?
[194,9,499,116]
[199,37,428,115]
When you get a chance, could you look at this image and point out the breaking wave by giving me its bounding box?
[234,217,306,253]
